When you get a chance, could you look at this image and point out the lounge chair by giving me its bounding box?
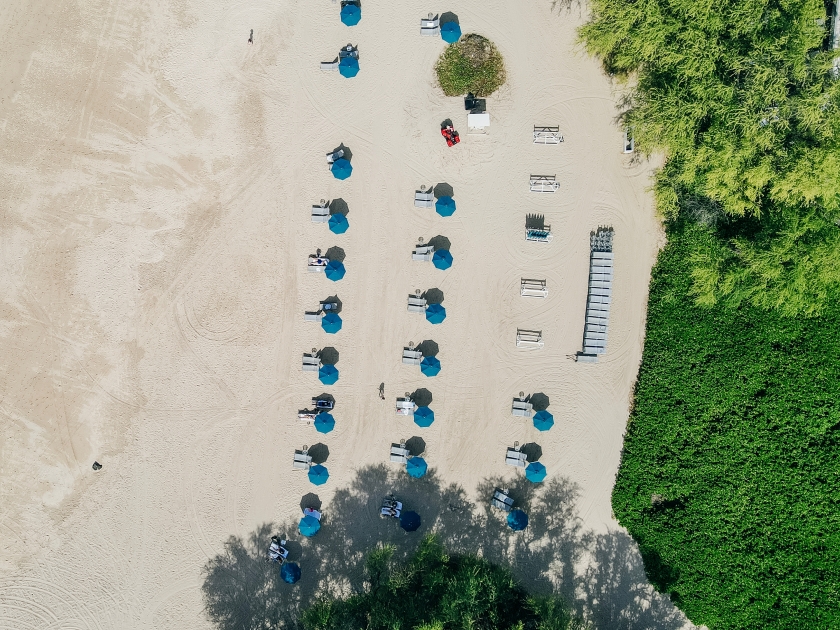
[380,506,402,517]
[302,353,320,372]
[308,255,328,272]
[304,311,323,323]
[395,398,416,416]
[327,149,344,165]
[293,449,313,471]
[298,411,316,423]
[467,112,490,134]
[390,443,410,463]
[407,295,427,313]
[312,396,334,410]
[623,130,634,154]
[414,189,434,209]
[529,174,559,193]
[402,348,422,365]
[382,497,404,511]
[412,244,434,261]
[511,399,533,417]
[520,278,548,298]
[505,447,527,468]
[311,200,330,223]
[268,537,290,563]
[516,329,544,349]
[320,59,339,71]
[533,125,563,144]
[339,45,358,59]
[420,13,440,36]
[303,507,322,520]
[491,488,514,512]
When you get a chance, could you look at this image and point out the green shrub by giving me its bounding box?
[435,34,506,97]
[613,220,840,629]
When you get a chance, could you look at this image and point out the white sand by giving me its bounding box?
[0,0,696,627]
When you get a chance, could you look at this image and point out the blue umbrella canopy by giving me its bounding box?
[325,260,346,281]
[328,213,349,234]
[507,509,529,531]
[432,249,453,270]
[339,56,360,78]
[533,410,555,432]
[299,515,321,537]
[340,3,361,25]
[314,412,336,434]
[525,461,547,483]
[400,510,421,532]
[420,356,441,377]
[308,464,329,485]
[331,158,353,179]
[440,22,462,43]
[425,303,446,324]
[319,364,339,385]
[413,406,435,427]
[406,457,428,477]
[280,562,301,584]
[435,196,456,217]
[321,312,342,334]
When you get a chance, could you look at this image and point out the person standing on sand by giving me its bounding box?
[248,29,253,44]
[379,383,385,400]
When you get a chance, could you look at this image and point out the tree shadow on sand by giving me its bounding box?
[201,466,692,630]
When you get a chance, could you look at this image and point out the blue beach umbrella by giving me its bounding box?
[299,515,321,537]
[525,461,547,483]
[339,56,360,78]
[319,364,339,385]
[325,260,346,281]
[432,249,453,270]
[321,312,343,334]
[280,562,301,584]
[413,406,435,427]
[440,22,462,43]
[435,196,456,217]
[400,510,421,532]
[533,410,555,432]
[425,303,446,324]
[328,213,349,234]
[340,3,361,25]
[507,509,529,531]
[420,356,441,377]
[314,412,336,434]
[406,457,428,478]
[308,464,330,485]
[331,158,353,179]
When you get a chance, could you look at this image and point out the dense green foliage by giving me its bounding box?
[580,0,840,315]
[435,34,507,97]
[612,220,840,629]
[302,535,585,630]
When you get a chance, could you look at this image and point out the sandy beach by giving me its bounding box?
[0,0,695,627]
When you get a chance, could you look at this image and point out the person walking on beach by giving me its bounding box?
[248,29,253,44]
[378,383,385,400]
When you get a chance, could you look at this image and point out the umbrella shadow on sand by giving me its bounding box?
[202,465,692,630]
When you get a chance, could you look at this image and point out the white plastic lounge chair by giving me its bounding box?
[390,443,410,463]
[511,399,533,417]
[312,200,330,223]
[492,488,514,512]
[327,149,344,165]
[623,130,634,154]
[268,538,289,562]
[308,255,328,272]
[395,398,416,416]
[525,226,553,242]
[420,13,440,36]
[339,45,358,59]
[303,507,322,520]
[529,175,559,193]
[533,125,563,144]
[505,447,527,468]
[298,412,316,423]
[516,329,544,349]
[381,506,402,517]
[414,190,434,209]
[520,278,548,298]
[293,450,313,470]
[320,60,339,71]
[407,295,427,313]
[402,348,422,365]
[302,353,320,372]
[467,112,490,134]
[412,245,434,261]
[304,311,323,323]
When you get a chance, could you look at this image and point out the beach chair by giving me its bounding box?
[320,59,339,71]
[304,311,323,323]
[623,130,634,154]
[293,449,313,471]
[302,353,320,372]
[467,112,490,135]
[491,488,514,512]
[412,244,434,261]
[304,507,322,520]
[516,329,544,349]
[533,125,563,144]
[268,537,289,563]
[402,348,423,365]
[525,227,553,242]
[308,255,328,272]
[339,45,358,59]
[298,411,316,423]
[407,295,427,313]
[311,200,330,223]
[575,353,599,363]
[382,496,403,511]
[395,398,416,416]
[414,189,434,209]
[420,13,440,36]
[520,278,548,298]
[327,149,344,165]
[529,175,559,193]
[511,398,533,417]
[390,443,410,463]
[505,447,527,468]
[312,396,334,410]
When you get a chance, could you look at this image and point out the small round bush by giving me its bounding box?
[435,34,507,97]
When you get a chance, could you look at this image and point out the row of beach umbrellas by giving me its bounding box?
[338,2,463,45]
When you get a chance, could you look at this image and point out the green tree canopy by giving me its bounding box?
[580,0,840,314]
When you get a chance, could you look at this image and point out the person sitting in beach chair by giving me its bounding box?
[268,536,289,563]
[380,496,403,518]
